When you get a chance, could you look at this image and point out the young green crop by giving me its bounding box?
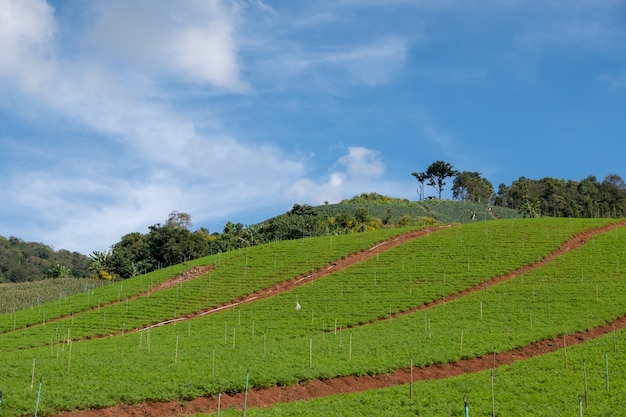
[0,219,622,416]
[0,226,417,351]
[207,322,626,417]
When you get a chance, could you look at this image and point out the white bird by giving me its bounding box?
[295,301,301,311]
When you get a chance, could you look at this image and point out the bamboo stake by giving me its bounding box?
[349,331,353,361]
[491,369,496,417]
[212,347,216,377]
[34,378,43,417]
[243,369,250,417]
[67,341,72,373]
[613,322,617,353]
[31,357,36,389]
[578,395,583,417]
[410,357,414,401]
[175,335,179,364]
[563,335,567,369]
[460,329,464,354]
[583,360,589,408]
[606,352,610,392]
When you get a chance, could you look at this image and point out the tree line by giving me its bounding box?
[413,160,626,218]
[0,236,91,283]
[93,202,430,280]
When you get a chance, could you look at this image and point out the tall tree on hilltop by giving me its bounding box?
[425,160,456,199]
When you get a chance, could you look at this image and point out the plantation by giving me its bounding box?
[0,218,624,416]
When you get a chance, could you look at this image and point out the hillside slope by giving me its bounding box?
[0,218,624,417]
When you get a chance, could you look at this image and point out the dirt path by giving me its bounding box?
[54,220,626,417]
[140,225,454,331]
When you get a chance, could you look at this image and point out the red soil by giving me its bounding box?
[54,220,626,417]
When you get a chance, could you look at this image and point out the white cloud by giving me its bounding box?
[0,0,312,253]
[285,147,387,205]
[87,0,247,91]
[252,36,408,89]
[336,146,385,177]
[322,37,408,86]
[0,0,56,90]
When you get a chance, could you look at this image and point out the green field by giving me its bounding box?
[0,218,624,416]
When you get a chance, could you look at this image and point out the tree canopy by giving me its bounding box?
[413,160,457,199]
[0,237,90,283]
[452,171,494,203]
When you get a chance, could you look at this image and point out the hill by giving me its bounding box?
[0,235,91,283]
[0,218,625,416]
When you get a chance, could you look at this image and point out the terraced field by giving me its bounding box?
[0,218,624,416]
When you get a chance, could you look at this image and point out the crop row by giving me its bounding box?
[209,326,626,417]
[0,219,621,415]
[0,227,416,350]
[0,277,110,314]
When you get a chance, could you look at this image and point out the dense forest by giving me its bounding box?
[494,175,626,218]
[0,236,91,283]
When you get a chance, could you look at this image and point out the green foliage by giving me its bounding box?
[425,160,457,199]
[420,199,522,223]
[452,171,494,203]
[496,174,626,217]
[0,278,110,313]
[0,235,90,283]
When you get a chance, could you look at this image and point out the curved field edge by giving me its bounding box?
[0,226,422,347]
[201,323,626,417]
[0,218,622,416]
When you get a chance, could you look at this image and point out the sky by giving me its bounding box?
[1,0,625,254]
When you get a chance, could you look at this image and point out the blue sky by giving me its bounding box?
[1,0,625,254]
